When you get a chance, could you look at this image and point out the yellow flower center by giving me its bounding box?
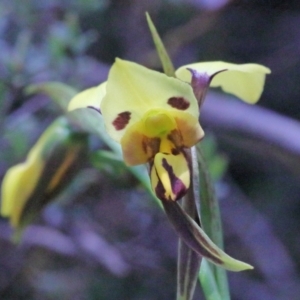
[143,110,176,138]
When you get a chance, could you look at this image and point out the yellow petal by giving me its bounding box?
[120,108,204,166]
[120,119,160,166]
[176,61,271,104]
[68,82,106,112]
[101,58,199,142]
[1,119,70,227]
[1,150,43,225]
[150,152,190,201]
[171,110,204,147]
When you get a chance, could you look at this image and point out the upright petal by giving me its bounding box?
[101,58,199,142]
[68,82,106,112]
[176,61,271,104]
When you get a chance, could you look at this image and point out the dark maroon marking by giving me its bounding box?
[162,157,187,201]
[142,137,160,159]
[88,106,101,114]
[112,111,131,130]
[155,173,167,201]
[168,97,190,110]
[149,162,167,201]
[167,129,182,147]
[171,148,180,155]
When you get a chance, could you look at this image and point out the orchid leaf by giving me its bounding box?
[177,240,201,300]
[199,260,222,300]
[146,12,175,77]
[197,143,230,300]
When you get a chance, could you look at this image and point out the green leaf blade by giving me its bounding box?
[146,12,175,77]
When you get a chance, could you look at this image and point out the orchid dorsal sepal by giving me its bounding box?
[100,58,200,142]
[176,61,271,104]
[162,200,253,271]
[68,82,107,113]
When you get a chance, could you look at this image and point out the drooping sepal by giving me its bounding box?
[1,117,88,232]
[162,200,253,271]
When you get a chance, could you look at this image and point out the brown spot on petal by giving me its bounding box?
[155,172,167,201]
[112,111,131,130]
[142,137,160,160]
[168,97,190,110]
[162,157,187,201]
[171,148,180,155]
[168,129,183,148]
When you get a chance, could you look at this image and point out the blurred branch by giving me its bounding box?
[202,92,300,177]
[220,179,300,300]
[5,95,49,129]
[0,222,129,277]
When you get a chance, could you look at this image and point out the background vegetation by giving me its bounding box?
[1,0,300,299]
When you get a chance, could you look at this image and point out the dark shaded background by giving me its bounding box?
[1,0,300,299]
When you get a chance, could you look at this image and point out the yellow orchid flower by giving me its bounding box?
[69,58,204,201]
[1,118,87,230]
[68,58,270,201]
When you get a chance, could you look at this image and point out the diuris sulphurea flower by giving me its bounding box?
[1,118,87,231]
[70,58,204,202]
[69,58,270,202]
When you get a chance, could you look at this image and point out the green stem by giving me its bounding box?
[197,146,230,300]
[177,147,202,300]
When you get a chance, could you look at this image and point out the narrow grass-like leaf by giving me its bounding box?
[146,12,176,77]
[197,145,230,300]
[199,259,222,300]
[177,240,201,300]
